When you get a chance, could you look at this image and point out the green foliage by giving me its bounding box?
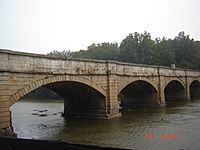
[47,31,200,70]
[119,32,139,63]
[72,42,119,60]
[154,37,176,66]
[47,50,72,58]
[119,31,156,64]
[172,31,200,69]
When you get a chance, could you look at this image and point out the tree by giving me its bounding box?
[172,31,199,69]
[47,50,72,58]
[137,31,156,64]
[119,31,156,64]
[154,37,176,66]
[71,42,120,60]
[119,32,139,63]
[46,31,200,70]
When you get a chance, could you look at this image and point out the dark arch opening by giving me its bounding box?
[12,81,106,118]
[164,80,187,103]
[190,80,200,101]
[118,80,158,109]
[43,81,106,119]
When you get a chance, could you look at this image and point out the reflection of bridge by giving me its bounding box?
[1,49,200,133]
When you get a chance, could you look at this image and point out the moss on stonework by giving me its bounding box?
[0,129,17,137]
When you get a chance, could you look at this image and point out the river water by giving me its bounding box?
[11,99,200,150]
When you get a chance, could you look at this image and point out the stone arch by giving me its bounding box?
[189,80,200,100]
[117,77,158,94]
[164,79,187,102]
[164,78,186,89]
[9,75,106,106]
[118,79,159,108]
[188,79,200,88]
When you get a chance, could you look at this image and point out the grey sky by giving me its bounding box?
[0,0,200,54]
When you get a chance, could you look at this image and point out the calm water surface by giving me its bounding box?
[11,99,200,150]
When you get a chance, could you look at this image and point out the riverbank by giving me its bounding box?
[0,136,130,150]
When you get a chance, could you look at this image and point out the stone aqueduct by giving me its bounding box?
[1,49,200,133]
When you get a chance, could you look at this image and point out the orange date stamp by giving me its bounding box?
[145,133,176,139]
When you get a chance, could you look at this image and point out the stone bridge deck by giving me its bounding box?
[0,49,200,134]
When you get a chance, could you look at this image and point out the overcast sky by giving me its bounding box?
[0,0,200,54]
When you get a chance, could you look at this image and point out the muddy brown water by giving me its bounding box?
[11,99,200,150]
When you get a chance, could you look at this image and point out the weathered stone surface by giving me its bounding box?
[0,49,200,134]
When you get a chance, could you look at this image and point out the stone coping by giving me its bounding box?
[0,49,199,72]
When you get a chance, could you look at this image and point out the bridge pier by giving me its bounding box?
[63,74,121,119]
[0,96,13,135]
[0,114,10,134]
[106,74,121,118]
[158,76,167,106]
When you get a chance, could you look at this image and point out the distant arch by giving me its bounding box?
[164,78,186,89]
[118,80,159,108]
[164,80,187,102]
[117,78,158,94]
[190,80,200,100]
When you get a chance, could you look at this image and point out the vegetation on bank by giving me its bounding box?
[22,87,62,100]
[47,31,200,70]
